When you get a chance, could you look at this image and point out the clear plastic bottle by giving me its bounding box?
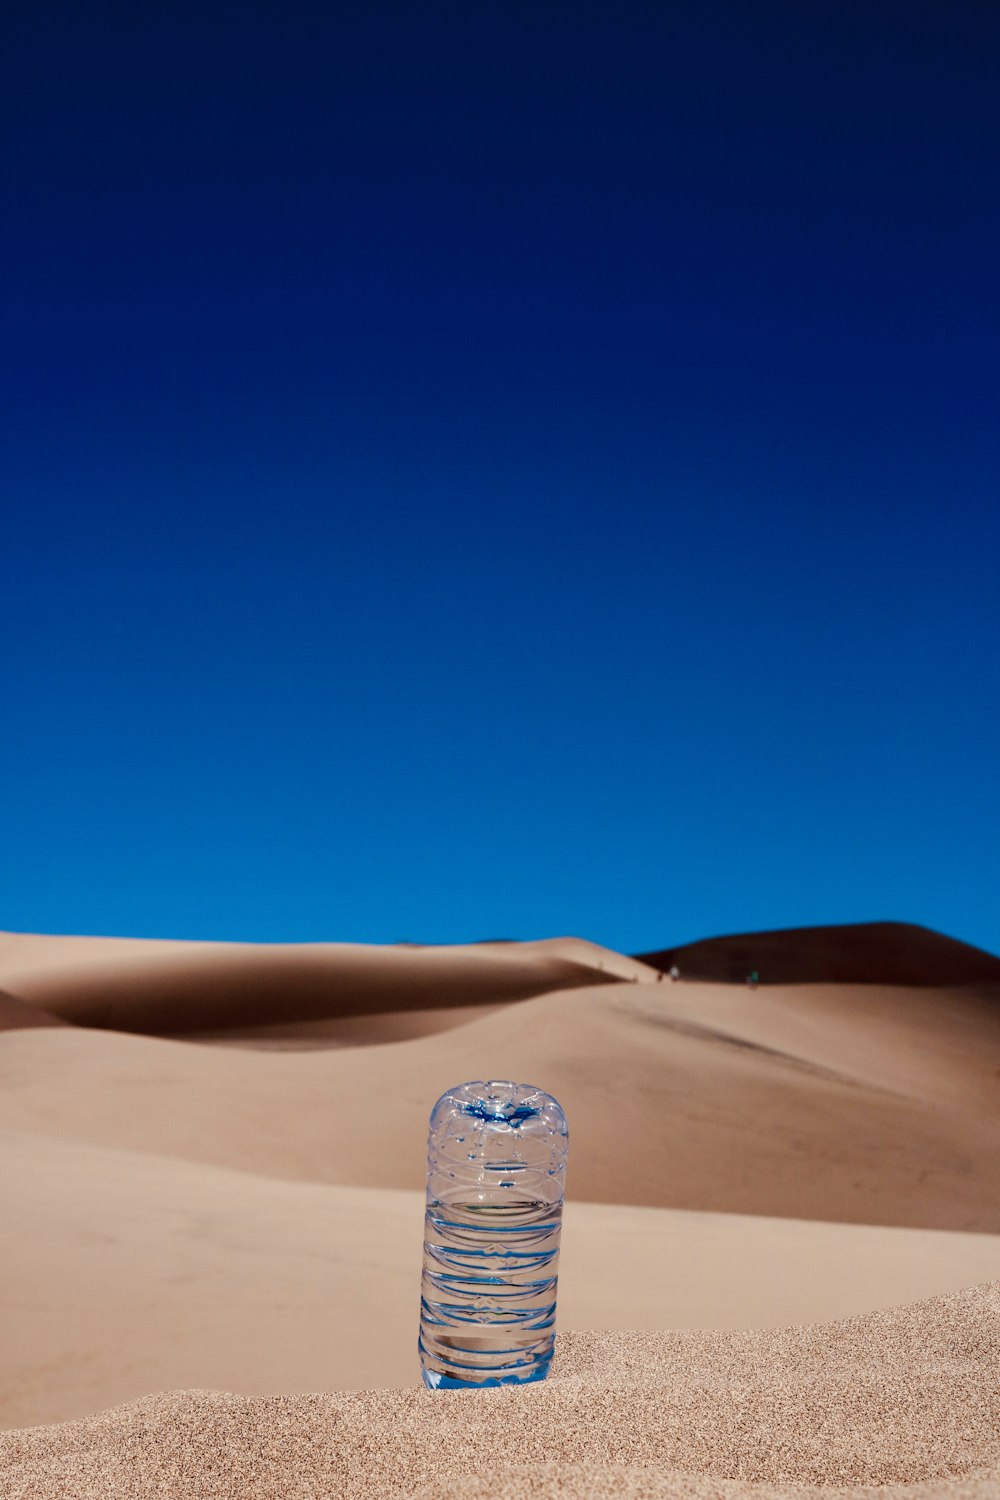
[418,1079,569,1389]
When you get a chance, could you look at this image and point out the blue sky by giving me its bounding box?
[2,1,998,954]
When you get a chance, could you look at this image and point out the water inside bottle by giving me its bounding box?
[418,1195,562,1388]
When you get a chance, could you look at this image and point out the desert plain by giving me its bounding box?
[0,920,998,1499]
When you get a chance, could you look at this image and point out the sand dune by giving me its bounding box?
[1,1285,996,1498]
[1,968,996,1227]
[639,920,1000,987]
[4,1126,1000,1428]
[0,932,640,1034]
[1,923,998,1484]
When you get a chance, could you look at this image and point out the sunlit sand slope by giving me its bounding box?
[0,970,996,1227]
[2,1128,1000,1428]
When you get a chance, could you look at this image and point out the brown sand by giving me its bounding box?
[0,1284,996,1499]
[638,920,1000,987]
[0,990,65,1034]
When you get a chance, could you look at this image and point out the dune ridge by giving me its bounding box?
[0,932,645,1035]
[0,1284,996,1500]
[638,920,1000,988]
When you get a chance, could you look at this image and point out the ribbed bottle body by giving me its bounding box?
[418,1080,568,1389]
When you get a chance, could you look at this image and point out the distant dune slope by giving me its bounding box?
[0,967,997,1228]
[637,921,1000,986]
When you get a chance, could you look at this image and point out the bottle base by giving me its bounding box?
[421,1359,552,1390]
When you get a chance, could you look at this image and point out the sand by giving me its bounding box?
[0,932,649,1034]
[1,924,998,1493]
[6,1132,1000,1427]
[0,1284,996,1499]
[1,946,997,1228]
[639,920,1000,987]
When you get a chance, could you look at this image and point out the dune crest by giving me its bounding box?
[0,932,628,1036]
[639,920,1000,987]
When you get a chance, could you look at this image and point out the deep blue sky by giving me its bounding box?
[2,1,998,954]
